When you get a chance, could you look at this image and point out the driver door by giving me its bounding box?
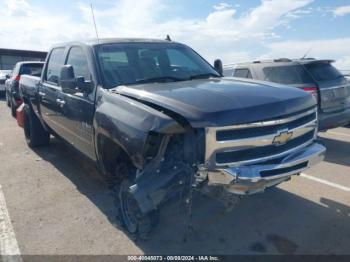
[57,46,96,160]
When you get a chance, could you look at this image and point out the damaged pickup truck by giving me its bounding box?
[20,38,326,237]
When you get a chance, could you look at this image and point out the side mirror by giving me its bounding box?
[60,65,76,94]
[214,59,223,76]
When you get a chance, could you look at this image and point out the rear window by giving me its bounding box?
[20,64,44,77]
[263,65,313,85]
[304,63,343,82]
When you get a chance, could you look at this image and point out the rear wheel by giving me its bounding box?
[5,92,10,107]
[23,104,50,148]
[10,100,16,117]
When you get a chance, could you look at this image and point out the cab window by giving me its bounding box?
[66,47,91,81]
[45,48,65,84]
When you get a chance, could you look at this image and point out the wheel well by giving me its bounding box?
[22,96,29,104]
[97,135,135,176]
[22,98,34,112]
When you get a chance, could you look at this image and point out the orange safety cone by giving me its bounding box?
[16,103,25,128]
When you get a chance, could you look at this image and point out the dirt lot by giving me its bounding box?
[0,98,349,255]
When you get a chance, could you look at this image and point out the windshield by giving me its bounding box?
[304,62,343,82]
[95,42,220,88]
[263,65,314,85]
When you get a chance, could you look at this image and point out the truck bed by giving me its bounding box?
[19,75,40,99]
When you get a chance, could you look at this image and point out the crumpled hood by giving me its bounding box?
[114,77,316,127]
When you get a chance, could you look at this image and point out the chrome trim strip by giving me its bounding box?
[214,139,314,168]
[204,107,318,168]
[211,108,317,131]
[205,142,326,195]
[215,119,316,150]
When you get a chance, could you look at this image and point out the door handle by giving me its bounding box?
[38,91,46,97]
[56,98,66,105]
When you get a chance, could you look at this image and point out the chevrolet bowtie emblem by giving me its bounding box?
[273,130,293,145]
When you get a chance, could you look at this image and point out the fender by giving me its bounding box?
[93,88,186,170]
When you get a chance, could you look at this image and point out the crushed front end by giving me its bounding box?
[198,107,326,195]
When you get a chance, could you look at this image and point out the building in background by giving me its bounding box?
[0,48,47,70]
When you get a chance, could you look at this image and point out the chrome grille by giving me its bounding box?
[205,108,318,168]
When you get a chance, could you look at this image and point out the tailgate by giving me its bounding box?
[318,80,350,112]
[303,61,350,112]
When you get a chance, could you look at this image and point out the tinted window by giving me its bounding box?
[166,49,200,71]
[20,64,44,77]
[304,63,343,82]
[100,51,128,64]
[263,65,313,85]
[46,48,65,84]
[66,47,91,80]
[234,68,252,79]
[96,43,219,88]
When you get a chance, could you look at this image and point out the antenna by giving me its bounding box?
[302,47,312,59]
[90,3,100,43]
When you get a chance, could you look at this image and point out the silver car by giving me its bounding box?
[224,58,350,131]
[0,70,12,94]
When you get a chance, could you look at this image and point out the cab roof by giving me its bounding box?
[51,38,179,48]
[16,61,45,65]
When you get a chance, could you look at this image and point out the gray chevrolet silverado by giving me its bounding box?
[20,38,325,237]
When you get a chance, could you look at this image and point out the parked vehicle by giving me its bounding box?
[0,70,12,96]
[20,38,325,237]
[5,61,44,116]
[223,58,350,131]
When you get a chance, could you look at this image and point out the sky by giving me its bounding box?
[0,0,350,69]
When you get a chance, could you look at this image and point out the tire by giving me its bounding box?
[23,104,50,148]
[112,163,158,239]
[10,99,16,118]
[6,92,10,107]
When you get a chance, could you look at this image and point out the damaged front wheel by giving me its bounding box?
[115,166,158,239]
[119,179,152,238]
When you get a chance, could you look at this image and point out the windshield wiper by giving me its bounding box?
[189,73,220,80]
[135,76,185,84]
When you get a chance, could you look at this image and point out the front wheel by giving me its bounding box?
[119,179,152,236]
[23,104,50,148]
[113,164,158,239]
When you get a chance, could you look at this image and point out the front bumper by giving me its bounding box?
[319,108,350,130]
[205,142,326,195]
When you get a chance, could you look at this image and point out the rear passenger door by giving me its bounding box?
[57,46,96,160]
[39,47,66,134]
